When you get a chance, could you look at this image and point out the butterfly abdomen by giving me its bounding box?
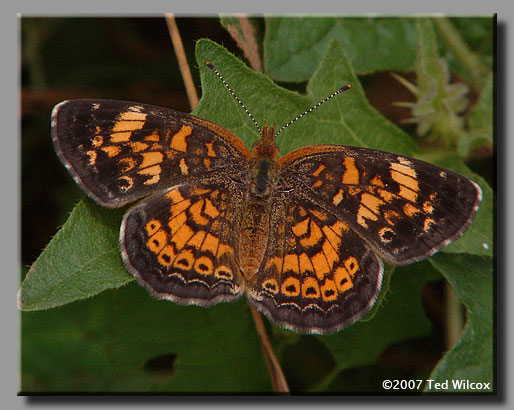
[239,202,271,281]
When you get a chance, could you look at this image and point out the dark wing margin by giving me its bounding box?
[52,99,250,208]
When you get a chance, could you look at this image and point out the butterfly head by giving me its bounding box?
[252,122,278,160]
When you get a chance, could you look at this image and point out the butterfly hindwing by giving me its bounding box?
[120,182,247,305]
[247,194,383,334]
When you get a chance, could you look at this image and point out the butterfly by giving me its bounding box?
[51,62,482,334]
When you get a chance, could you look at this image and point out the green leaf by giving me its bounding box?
[264,17,418,82]
[310,261,440,392]
[22,283,270,392]
[19,200,132,311]
[196,38,417,157]
[426,254,493,392]
[458,73,493,157]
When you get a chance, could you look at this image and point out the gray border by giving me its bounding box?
[8,0,511,409]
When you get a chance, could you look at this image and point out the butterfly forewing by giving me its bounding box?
[278,145,482,265]
[51,99,250,208]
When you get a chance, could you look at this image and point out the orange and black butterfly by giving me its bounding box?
[51,62,481,334]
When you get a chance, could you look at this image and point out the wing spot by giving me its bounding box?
[391,162,417,178]
[201,233,219,254]
[320,279,338,302]
[118,176,134,192]
[423,217,435,232]
[170,198,191,218]
[379,227,395,243]
[302,277,320,298]
[281,277,300,297]
[166,187,185,203]
[145,219,162,236]
[334,266,353,293]
[120,157,136,172]
[170,125,193,152]
[129,142,149,152]
[205,142,216,157]
[423,201,435,214]
[172,223,195,250]
[262,278,279,294]
[357,204,378,228]
[344,256,359,277]
[283,253,299,273]
[138,164,161,185]
[187,230,206,249]
[371,174,385,187]
[147,229,167,254]
[158,245,176,267]
[312,163,326,177]
[310,209,328,221]
[342,157,359,185]
[101,145,121,157]
[299,252,314,275]
[215,266,233,280]
[86,150,97,165]
[189,200,209,226]
[179,158,189,175]
[311,252,330,281]
[173,249,194,270]
[92,133,103,147]
[322,239,339,269]
[378,188,395,203]
[140,151,164,169]
[384,210,401,226]
[332,188,344,206]
[144,130,160,141]
[194,255,214,276]
[299,220,323,248]
[292,217,310,237]
[403,203,420,217]
[110,111,147,143]
[203,198,220,219]
[169,212,187,235]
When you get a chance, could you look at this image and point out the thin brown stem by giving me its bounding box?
[249,304,290,393]
[165,14,199,109]
[226,15,262,72]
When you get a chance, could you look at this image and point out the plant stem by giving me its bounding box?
[249,305,290,393]
[432,16,490,88]
[165,14,199,109]
[445,281,464,350]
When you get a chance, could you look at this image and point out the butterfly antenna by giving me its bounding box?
[206,62,262,135]
[274,84,352,139]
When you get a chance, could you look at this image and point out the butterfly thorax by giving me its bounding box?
[239,124,280,281]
